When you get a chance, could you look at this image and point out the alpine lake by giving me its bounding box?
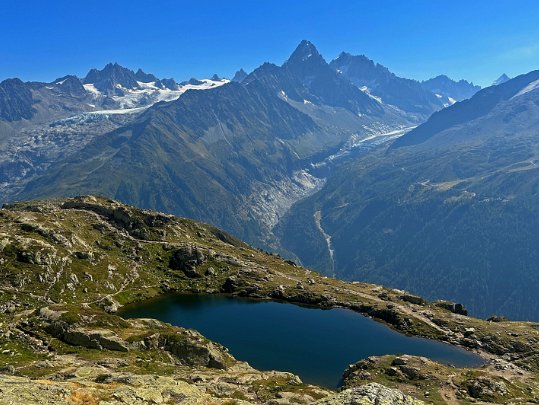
[120,294,485,388]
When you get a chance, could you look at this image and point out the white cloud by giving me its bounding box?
[499,43,539,61]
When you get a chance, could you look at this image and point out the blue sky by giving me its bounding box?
[1,0,539,87]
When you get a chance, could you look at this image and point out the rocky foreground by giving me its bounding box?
[1,196,539,404]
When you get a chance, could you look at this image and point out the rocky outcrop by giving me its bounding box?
[141,331,230,369]
[465,376,508,401]
[314,383,424,404]
[169,246,207,277]
[400,294,426,306]
[45,321,129,352]
[61,197,172,240]
[434,300,468,316]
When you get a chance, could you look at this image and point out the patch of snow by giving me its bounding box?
[92,78,230,111]
[89,107,148,115]
[312,125,416,169]
[303,99,312,105]
[83,84,100,95]
[512,78,539,99]
[448,97,457,105]
[359,85,383,104]
[435,93,443,99]
[137,81,159,90]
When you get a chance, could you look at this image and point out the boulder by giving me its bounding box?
[435,300,468,316]
[466,376,508,400]
[400,294,427,306]
[169,246,206,277]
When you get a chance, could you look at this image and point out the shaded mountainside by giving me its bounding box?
[276,71,539,321]
[329,52,444,117]
[17,81,327,245]
[1,196,539,403]
[0,78,35,121]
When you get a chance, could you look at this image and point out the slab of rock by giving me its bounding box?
[314,383,424,404]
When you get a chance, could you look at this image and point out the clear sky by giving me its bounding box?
[1,0,539,87]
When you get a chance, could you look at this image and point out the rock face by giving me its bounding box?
[315,383,424,405]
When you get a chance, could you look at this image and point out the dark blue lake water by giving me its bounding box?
[120,294,484,387]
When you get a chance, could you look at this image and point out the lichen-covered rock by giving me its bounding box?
[314,383,424,404]
[0,374,222,404]
[157,331,229,369]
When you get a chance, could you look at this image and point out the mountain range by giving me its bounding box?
[421,75,481,103]
[8,40,539,320]
[7,40,432,248]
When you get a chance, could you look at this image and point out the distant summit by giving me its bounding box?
[493,73,511,86]
[83,63,179,94]
[52,75,86,98]
[83,62,140,95]
[134,68,159,83]
[232,68,248,83]
[330,52,444,116]
[284,40,326,72]
[421,75,481,102]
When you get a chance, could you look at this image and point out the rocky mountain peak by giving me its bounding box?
[232,68,248,83]
[0,78,35,121]
[52,75,86,97]
[83,62,139,94]
[134,68,158,83]
[285,40,326,69]
[493,73,511,86]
